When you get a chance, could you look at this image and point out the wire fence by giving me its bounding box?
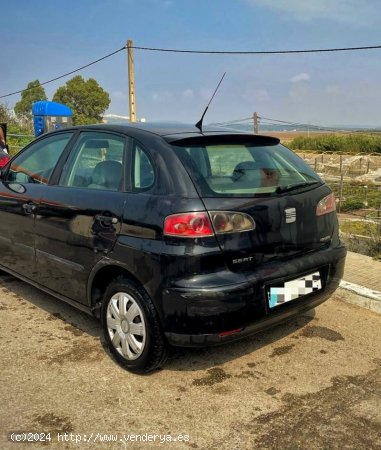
[297,150,381,257]
[297,151,381,219]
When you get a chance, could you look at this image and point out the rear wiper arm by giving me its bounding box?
[276,181,321,194]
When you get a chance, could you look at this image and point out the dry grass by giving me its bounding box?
[262,131,339,143]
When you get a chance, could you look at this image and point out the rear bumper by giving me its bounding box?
[162,245,346,346]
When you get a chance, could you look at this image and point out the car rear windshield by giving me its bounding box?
[172,138,322,197]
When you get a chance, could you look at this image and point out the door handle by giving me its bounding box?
[94,214,119,226]
[22,203,37,214]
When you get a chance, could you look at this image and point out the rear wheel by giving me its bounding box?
[101,276,167,373]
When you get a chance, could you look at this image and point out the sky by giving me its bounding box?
[2,0,381,127]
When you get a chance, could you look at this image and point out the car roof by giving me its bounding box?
[49,122,280,144]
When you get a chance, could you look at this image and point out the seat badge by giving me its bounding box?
[285,208,296,223]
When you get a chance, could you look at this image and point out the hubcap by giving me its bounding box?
[106,292,146,360]
[121,320,129,333]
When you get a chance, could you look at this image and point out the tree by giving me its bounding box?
[53,76,110,125]
[14,80,47,119]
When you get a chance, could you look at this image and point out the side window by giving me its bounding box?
[133,144,154,189]
[6,133,73,184]
[59,132,125,191]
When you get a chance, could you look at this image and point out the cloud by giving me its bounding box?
[246,0,380,26]
[289,73,310,83]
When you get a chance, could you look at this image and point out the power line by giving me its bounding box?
[210,117,253,126]
[0,46,126,99]
[214,116,311,128]
[132,44,381,55]
[258,116,346,131]
[214,114,362,133]
[2,41,381,100]
[258,116,305,125]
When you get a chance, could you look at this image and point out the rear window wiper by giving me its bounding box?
[276,181,321,194]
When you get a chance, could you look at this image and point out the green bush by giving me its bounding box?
[289,133,381,154]
[340,200,365,212]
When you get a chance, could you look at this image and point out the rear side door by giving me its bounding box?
[0,132,74,279]
[35,131,128,304]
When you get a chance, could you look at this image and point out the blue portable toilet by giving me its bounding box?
[32,101,73,137]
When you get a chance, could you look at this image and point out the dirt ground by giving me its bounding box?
[0,272,380,450]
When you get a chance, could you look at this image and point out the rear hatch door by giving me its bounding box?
[171,134,337,271]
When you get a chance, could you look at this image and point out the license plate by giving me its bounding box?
[268,272,322,308]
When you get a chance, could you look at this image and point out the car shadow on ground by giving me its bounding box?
[0,272,315,373]
[0,272,100,338]
[164,311,315,373]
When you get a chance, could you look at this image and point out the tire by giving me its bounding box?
[101,276,167,373]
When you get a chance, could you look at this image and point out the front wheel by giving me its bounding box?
[101,276,167,373]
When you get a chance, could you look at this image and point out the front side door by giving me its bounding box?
[0,132,74,279]
[35,131,128,304]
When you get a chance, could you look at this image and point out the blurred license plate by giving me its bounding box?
[268,272,321,308]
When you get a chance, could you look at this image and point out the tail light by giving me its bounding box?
[316,193,336,216]
[209,211,255,234]
[164,212,214,237]
[164,211,255,237]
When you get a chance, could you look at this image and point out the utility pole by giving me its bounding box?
[253,112,259,134]
[127,39,136,123]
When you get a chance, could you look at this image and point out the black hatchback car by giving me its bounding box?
[0,123,346,372]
